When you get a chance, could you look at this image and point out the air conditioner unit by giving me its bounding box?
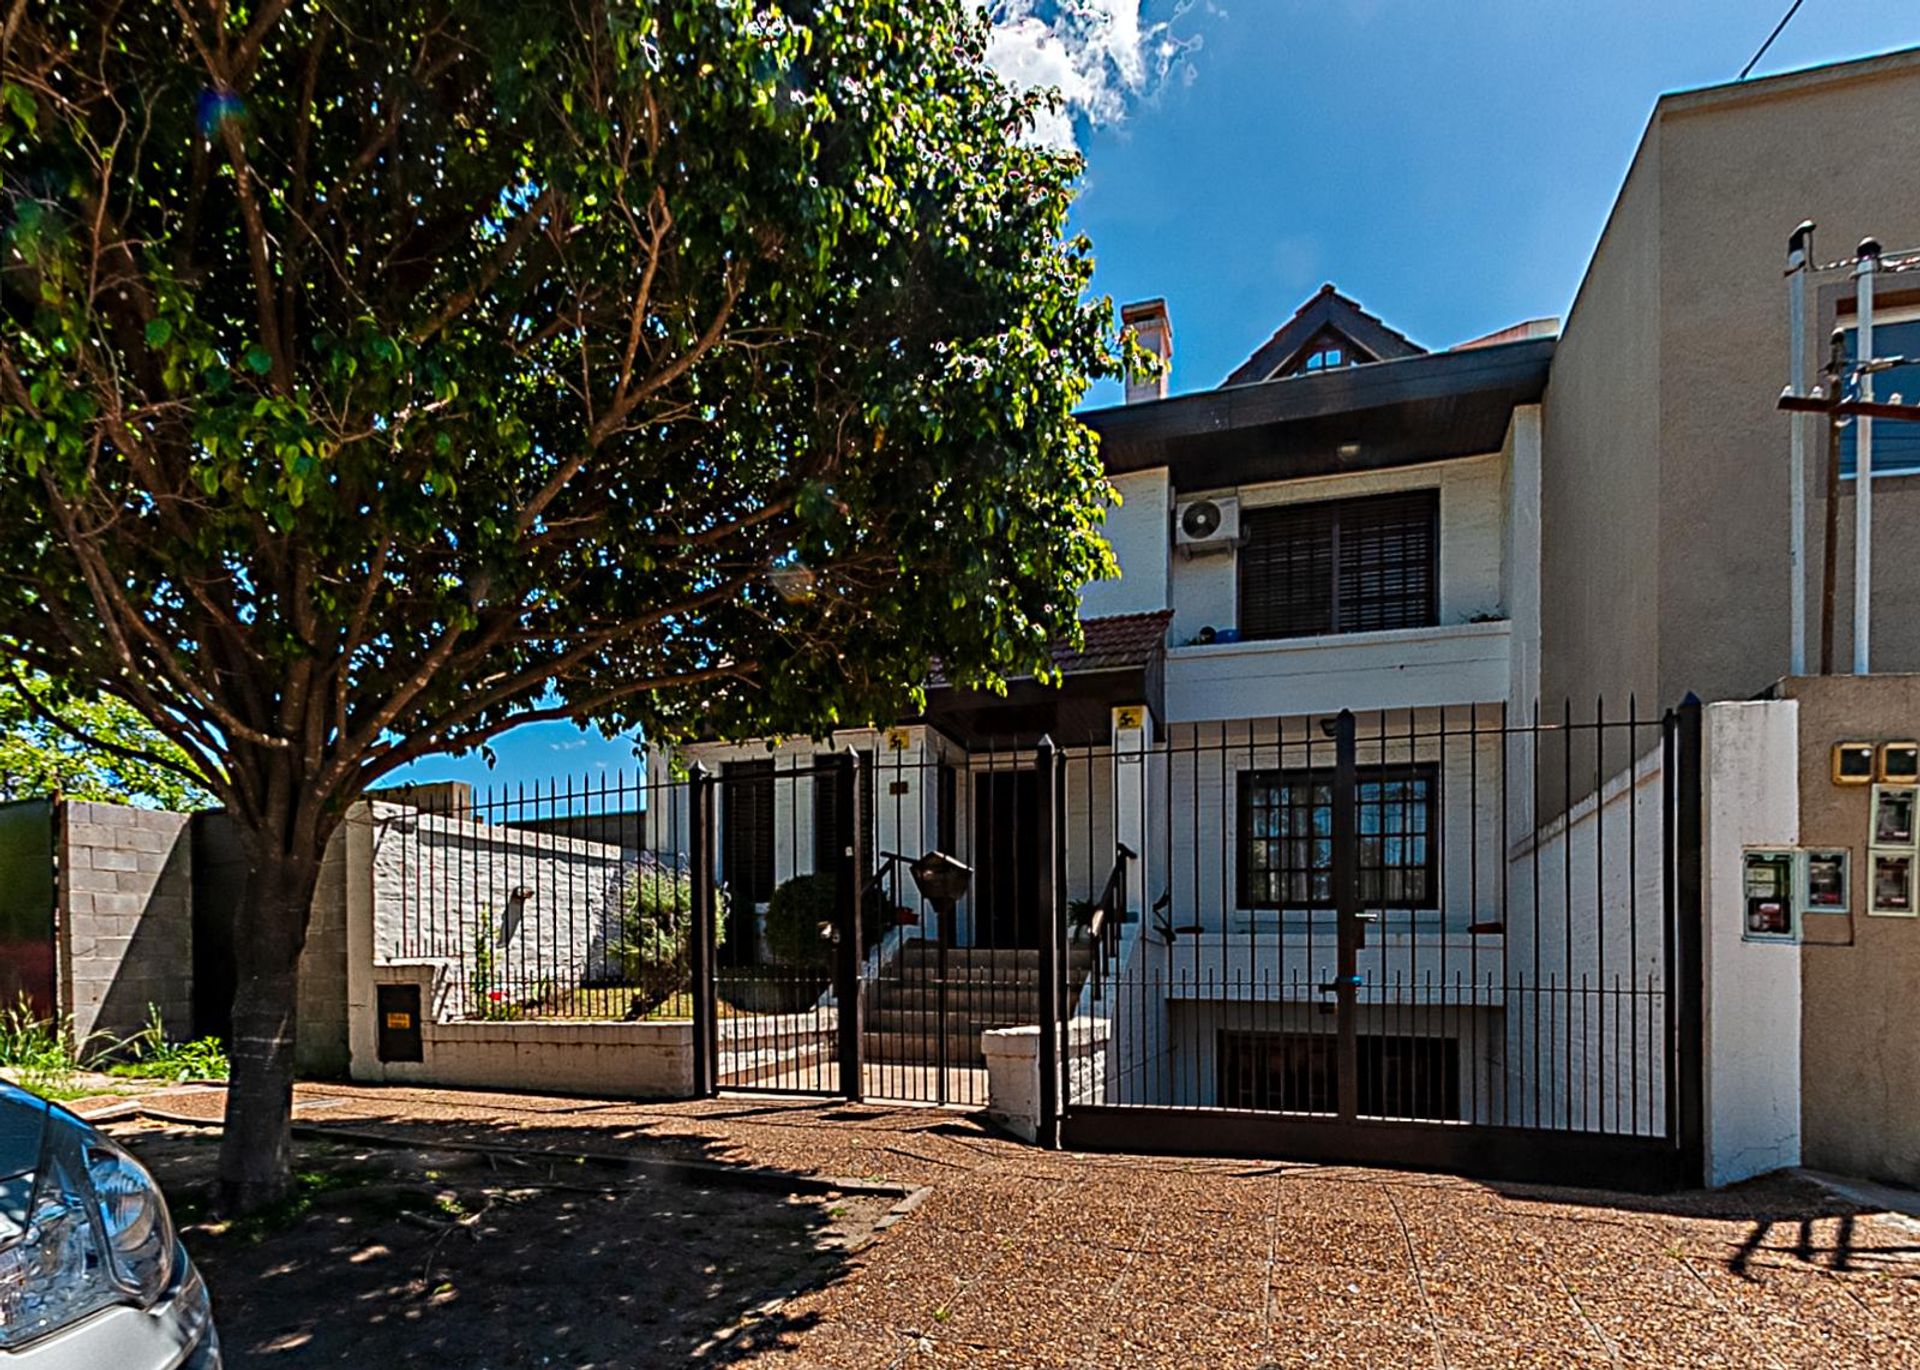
[1174,496,1241,556]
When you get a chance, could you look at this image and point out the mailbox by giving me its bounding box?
[1833,742,1877,785]
[1800,848,1850,915]
[377,983,424,1063]
[1871,785,1916,847]
[1871,851,1916,917]
[1741,850,1797,941]
[1881,741,1920,784]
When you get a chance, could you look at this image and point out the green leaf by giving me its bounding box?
[243,344,273,375]
[144,319,173,347]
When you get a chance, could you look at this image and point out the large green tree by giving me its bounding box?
[0,668,215,809]
[0,1,1122,1208]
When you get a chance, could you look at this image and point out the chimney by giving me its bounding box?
[1121,298,1173,404]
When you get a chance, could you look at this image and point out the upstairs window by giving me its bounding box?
[1238,491,1439,641]
[1302,346,1346,372]
[1840,311,1920,478]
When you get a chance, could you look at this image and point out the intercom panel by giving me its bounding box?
[1742,849,1797,941]
[1871,850,1916,917]
[1800,848,1850,915]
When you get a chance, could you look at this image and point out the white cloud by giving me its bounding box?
[983,1,1202,152]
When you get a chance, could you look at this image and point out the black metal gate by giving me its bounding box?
[681,697,1703,1190]
[695,745,1058,1106]
[1051,698,1704,1192]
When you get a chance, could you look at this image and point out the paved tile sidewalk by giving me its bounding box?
[236,1085,1920,1366]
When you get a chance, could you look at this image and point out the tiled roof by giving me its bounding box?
[1053,610,1174,674]
[929,610,1172,687]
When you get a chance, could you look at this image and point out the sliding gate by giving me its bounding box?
[1056,699,1704,1192]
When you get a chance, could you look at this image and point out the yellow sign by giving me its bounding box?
[886,727,912,752]
[1113,706,1145,731]
[384,1012,412,1031]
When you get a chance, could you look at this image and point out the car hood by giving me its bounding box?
[0,1083,51,1236]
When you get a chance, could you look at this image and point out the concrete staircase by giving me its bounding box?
[862,940,1096,1067]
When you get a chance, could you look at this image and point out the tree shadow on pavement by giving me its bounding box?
[114,1119,896,1368]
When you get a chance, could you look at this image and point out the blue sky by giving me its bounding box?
[391,2,1920,797]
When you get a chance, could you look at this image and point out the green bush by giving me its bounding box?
[106,1005,229,1081]
[764,874,838,969]
[0,993,86,1097]
[610,860,727,1015]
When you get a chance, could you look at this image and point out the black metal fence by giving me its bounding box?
[385,696,1702,1188]
[1057,698,1702,1191]
[385,771,698,1023]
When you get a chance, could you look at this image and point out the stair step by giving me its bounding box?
[870,985,1040,1014]
[864,1007,1035,1036]
[862,1030,990,1065]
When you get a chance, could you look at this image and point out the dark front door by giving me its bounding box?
[972,769,1040,948]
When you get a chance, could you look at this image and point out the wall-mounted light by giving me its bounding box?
[1832,742,1876,785]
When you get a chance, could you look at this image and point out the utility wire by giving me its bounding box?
[1740,0,1808,80]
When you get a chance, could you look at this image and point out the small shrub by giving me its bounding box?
[0,993,86,1098]
[106,1005,229,1081]
[763,873,838,969]
[609,858,727,1016]
[467,912,524,1020]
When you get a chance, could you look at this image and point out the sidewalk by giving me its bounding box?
[156,1084,1920,1366]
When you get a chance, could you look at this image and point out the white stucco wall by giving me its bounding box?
[1167,452,1509,651]
[1701,699,1802,1186]
[1079,468,1172,619]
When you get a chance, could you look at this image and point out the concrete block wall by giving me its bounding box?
[296,829,353,1076]
[58,801,193,1047]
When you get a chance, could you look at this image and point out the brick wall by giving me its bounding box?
[58,801,194,1047]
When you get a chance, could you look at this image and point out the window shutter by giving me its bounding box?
[1239,503,1335,640]
[722,760,775,905]
[1338,491,1438,632]
[813,750,877,876]
[1239,491,1437,641]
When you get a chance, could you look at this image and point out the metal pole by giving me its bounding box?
[688,764,717,1097]
[1821,328,1846,677]
[1854,238,1881,675]
[1332,710,1360,1124]
[833,748,865,1101]
[1035,734,1061,1149]
[1673,695,1706,1187]
[1786,221,1814,676]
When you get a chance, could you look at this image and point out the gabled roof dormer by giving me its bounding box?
[1223,283,1426,387]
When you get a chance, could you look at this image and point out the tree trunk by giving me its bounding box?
[216,850,319,1214]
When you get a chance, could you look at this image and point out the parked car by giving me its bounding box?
[0,1082,219,1367]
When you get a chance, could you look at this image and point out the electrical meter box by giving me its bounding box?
[1742,850,1798,941]
[1881,741,1920,783]
[1800,848,1851,915]
[1872,785,1917,847]
[1834,742,1877,785]
[1871,851,1917,917]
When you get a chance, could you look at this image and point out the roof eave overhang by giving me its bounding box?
[1086,337,1554,491]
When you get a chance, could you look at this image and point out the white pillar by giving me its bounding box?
[1112,706,1148,922]
[1701,700,1802,1186]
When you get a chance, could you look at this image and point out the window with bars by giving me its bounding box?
[1237,491,1439,641]
[1237,763,1438,910]
[1218,1030,1460,1120]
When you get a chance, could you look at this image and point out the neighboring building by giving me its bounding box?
[1543,47,1920,709]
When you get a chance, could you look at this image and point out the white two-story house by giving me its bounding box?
[653,284,1650,1137]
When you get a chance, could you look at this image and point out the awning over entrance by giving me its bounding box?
[918,610,1170,748]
